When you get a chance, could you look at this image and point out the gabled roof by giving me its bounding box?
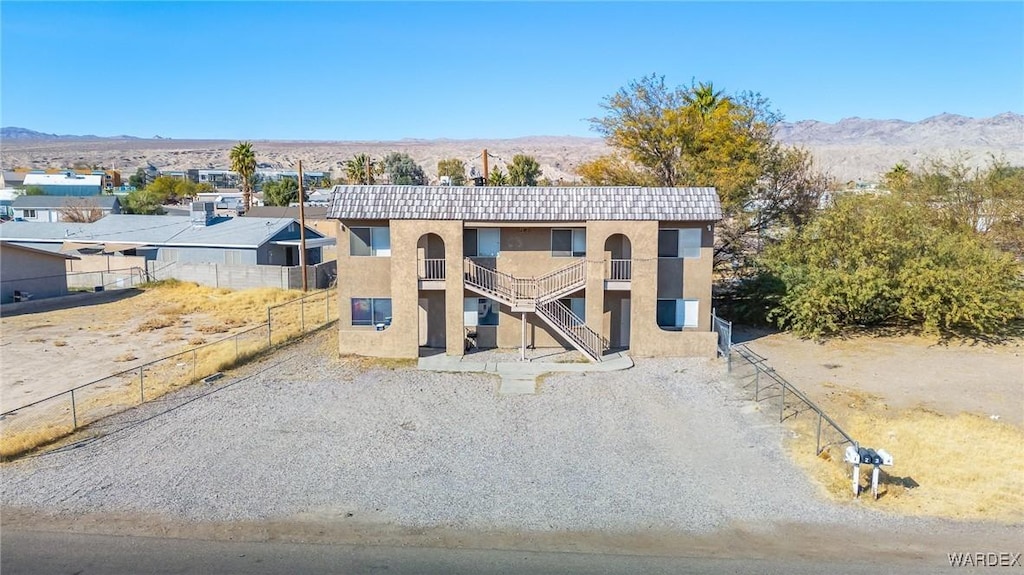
[327,185,722,222]
[11,195,120,209]
[0,241,79,260]
[0,214,322,249]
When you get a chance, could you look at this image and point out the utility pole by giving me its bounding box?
[298,160,308,292]
[482,148,489,184]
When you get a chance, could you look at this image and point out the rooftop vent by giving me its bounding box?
[190,201,215,227]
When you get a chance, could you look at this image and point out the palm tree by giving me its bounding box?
[487,166,508,186]
[685,81,726,120]
[345,153,380,184]
[229,141,257,210]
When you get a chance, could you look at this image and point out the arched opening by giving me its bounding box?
[604,234,632,280]
[416,233,447,351]
[603,233,632,349]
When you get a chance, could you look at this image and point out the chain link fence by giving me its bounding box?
[0,289,336,459]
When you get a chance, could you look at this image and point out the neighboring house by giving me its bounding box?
[328,185,722,362]
[243,205,337,260]
[255,169,329,189]
[11,195,121,222]
[197,169,240,189]
[1,171,28,189]
[22,172,103,196]
[0,241,78,303]
[0,205,336,290]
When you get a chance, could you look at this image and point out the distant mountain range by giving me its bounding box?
[2,112,1021,182]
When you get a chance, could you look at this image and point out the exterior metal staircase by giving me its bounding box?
[463,257,607,361]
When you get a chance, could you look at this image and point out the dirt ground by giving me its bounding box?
[0,286,294,412]
[736,327,1024,427]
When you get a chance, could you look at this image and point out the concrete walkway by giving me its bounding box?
[417,350,634,395]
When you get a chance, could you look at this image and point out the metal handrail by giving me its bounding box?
[536,299,606,361]
[608,259,632,280]
[731,343,858,454]
[418,258,446,280]
[536,258,586,302]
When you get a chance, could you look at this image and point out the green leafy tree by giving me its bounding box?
[437,158,466,186]
[757,194,1024,337]
[122,189,167,215]
[345,154,381,184]
[382,152,427,185]
[229,141,257,209]
[262,178,303,206]
[487,167,508,186]
[128,168,147,189]
[20,186,46,196]
[586,74,827,277]
[507,154,542,186]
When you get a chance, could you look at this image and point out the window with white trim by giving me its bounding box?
[551,228,586,257]
[657,228,701,258]
[350,226,391,256]
[23,210,36,219]
[656,299,699,329]
[351,298,392,328]
[463,228,500,257]
[464,297,499,326]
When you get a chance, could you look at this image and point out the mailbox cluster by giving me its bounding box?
[844,446,894,499]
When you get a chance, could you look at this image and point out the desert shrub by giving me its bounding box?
[758,194,1024,337]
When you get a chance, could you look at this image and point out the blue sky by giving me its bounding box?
[2,2,1021,140]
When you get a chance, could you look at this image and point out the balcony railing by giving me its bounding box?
[419,258,446,280]
[608,259,632,281]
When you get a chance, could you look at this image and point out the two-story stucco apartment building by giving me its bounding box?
[328,185,722,362]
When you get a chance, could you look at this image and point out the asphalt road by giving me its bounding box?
[1,529,964,575]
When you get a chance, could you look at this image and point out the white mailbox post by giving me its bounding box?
[845,445,893,499]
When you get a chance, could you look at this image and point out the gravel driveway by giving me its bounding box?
[2,335,898,533]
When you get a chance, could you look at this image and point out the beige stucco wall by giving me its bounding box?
[66,254,147,274]
[337,219,464,358]
[335,219,717,360]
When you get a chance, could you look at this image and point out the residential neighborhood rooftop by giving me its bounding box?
[328,185,723,222]
[0,214,311,249]
[10,195,120,209]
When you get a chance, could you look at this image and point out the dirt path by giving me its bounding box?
[736,327,1024,426]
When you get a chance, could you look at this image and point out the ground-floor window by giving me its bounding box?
[657,298,699,329]
[352,297,392,328]
[558,297,586,322]
[464,297,499,326]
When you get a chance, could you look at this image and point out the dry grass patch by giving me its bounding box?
[0,423,74,460]
[52,340,67,347]
[114,353,138,363]
[188,337,207,346]
[28,337,46,344]
[785,388,1024,523]
[136,316,177,332]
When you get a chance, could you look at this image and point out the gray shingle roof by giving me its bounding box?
[327,186,722,221]
[0,214,319,249]
[11,195,120,209]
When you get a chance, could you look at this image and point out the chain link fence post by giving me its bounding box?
[139,366,144,403]
[267,308,272,347]
[70,390,77,429]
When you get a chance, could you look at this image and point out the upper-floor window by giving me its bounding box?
[552,228,586,257]
[658,228,701,258]
[464,228,500,257]
[350,226,391,256]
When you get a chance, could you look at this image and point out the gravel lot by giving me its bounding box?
[2,335,903,534]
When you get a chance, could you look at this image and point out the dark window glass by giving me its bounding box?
[551,229,572,257]
[351,298,372,325]
[350,228,372,256]
[656,299,677,327]
[464,229,478,257]
[658,229,678,258]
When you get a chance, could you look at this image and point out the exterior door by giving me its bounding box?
[418,298,429,347]
[620,298,631,348]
